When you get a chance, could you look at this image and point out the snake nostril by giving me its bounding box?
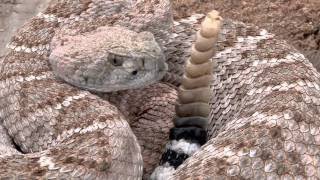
[131,70,138,76]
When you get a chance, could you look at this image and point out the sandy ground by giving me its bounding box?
[0,0,319,68]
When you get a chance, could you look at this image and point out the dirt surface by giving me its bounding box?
[0,0,51,58]
[173,0,320,69]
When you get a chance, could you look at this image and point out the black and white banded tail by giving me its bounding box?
[151,10,223,179]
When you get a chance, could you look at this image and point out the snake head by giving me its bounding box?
[49,26,167,92]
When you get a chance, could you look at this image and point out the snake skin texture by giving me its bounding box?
[151,12,223,179]
[0,0,176,179]
[1,0,320,179]
[168,15,320,179]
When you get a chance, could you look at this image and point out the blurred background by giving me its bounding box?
[0,0,52,58]
[0,0,319,69]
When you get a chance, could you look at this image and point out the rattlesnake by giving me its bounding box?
[0,0,320,179]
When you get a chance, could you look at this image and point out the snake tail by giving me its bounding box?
[151,10,223,179]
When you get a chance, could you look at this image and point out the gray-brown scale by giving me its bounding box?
[0,0,177,179]
[0,0,320,180]
[169,15,320,180]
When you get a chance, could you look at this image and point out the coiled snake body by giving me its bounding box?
[0,0,320,179]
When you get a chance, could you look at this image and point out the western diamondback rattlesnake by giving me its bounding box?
[0,0,320,179]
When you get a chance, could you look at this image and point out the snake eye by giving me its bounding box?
[109,55,123,66]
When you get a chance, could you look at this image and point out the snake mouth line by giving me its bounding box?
[63,66,167,93]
